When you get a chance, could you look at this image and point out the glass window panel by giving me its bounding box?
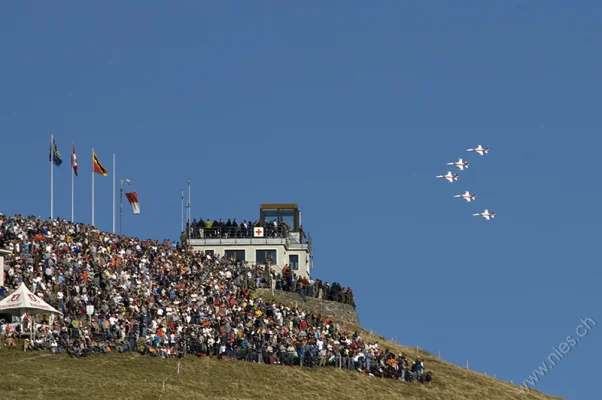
[280,209,295,230]
[225,250,245,261]
[256,249,277,265]
[261,209,278,222]
[289,254,299,270]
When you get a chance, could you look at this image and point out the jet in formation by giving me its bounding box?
[454,191,476,202]
[472,209,495,220]
[466,145,489,156]
[447,158,469,171]
[436,171,458,183]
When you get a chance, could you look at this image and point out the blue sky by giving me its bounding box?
[1,2,600,398]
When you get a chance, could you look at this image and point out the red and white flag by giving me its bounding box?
[71,142,78,176]
[125,192,140,214]
[253,227,264,237]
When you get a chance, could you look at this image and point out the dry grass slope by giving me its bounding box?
[0,349,563,400]
[0,292,564,400]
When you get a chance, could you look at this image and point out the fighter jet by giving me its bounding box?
[454,191,476,202]
[472,209,495,220]
[436,171,458,183]
[466,145,489,156]
[447,158,469,170]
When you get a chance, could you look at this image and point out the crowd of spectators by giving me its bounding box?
[271,267,356,308]
[184,217,306,242]
[0,214,431,384]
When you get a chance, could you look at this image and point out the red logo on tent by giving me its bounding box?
[10,294,20,302]
[28,294,39,303]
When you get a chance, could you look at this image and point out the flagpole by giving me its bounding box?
[181,190,184,233]
[71,141,75,222]
[187,179,191,241]
[120,178,130,235]
[50,133,54,220]
[92,146,95,226]
[112,153,116,234]
[120,180,123,235]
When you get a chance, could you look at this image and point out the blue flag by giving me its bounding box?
[50,139,62,166]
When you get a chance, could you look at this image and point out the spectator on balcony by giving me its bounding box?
[225,219,235,238]
[239,220,249,237]
[279,221,290,237]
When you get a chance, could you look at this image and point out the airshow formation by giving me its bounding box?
[436,145,495,221]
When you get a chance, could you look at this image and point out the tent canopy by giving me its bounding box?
[0,282,62,316]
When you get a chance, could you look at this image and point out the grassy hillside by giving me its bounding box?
[0,291,562,400]
[0,346,561,400]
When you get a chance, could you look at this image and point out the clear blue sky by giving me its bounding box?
[1,2,600,398]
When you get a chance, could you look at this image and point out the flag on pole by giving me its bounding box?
[49,139,62,166]
[71,143,78,176]
[125,192,140,214]
[93,152,108,176]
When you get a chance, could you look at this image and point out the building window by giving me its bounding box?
[280,209,295,231]
[289,254,299,270]
[204,249,214,258]
[261,209,278,226]
[225,249,245,261]
[256,249,277,265]
[259,208,297,231]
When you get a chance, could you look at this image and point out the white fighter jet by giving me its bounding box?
[454,191,476,202]
[466,145,489,156]
[447,158,469,170]
[472,209,495,220]
[436,171,458,183]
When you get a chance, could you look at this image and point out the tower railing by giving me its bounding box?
[184,226,310,248]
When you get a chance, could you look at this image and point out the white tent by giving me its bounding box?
[0,283,62,347]
[0,282,62,316]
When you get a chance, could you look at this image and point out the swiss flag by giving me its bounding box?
[253,227,264,237]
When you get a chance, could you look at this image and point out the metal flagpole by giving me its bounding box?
[181,190,184,232]
[112,153,116,233]
[71,141,74,222]
[50,133,54,220]
[92,146,95,226]
[120,180,123,235]
[120,178,130,235]
[187,179,191,241]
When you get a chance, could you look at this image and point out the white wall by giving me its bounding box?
[189,244,311,277]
